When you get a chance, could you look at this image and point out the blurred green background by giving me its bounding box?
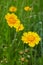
[0,0,43,65]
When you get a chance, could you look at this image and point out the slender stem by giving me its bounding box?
[34,47,37,65]
[12,32,17,45]
[30,48,33,65]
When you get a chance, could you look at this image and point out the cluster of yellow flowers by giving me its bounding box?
[5,6,24,32]
[5,6,41,47]
[9,6,32,12]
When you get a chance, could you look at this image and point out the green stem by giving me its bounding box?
[30,48,33,65]
[34,47,37,65]
[12,32,17,45]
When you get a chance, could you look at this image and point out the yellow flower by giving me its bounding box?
[15,24,24,32]
[9,6,17,12]
[24,6,32,11]
[21,32,41,47]
[5,13,20,27]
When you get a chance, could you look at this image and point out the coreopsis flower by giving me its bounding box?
[15,24,24,32]
[24,6,32,11]
[9,6,17,12]
[21,32,41,47]
[5,13,20,28]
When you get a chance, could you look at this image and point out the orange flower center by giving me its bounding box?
[8,16,17,24]
[12,8,15,10]
[18,26,21,29]
[28,35,35,42]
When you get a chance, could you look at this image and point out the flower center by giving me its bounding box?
[12,8,15,10]
[18,26,21,29]
[28,35,35,42]
[8,17,16,24]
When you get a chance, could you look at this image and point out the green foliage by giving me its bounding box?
[0,0,43,65]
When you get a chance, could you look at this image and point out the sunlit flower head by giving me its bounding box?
[24,6,32,11]
[9,6,17,12]
[15,24,24,32]
[5,13,20,27]
[21,32,41,47]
